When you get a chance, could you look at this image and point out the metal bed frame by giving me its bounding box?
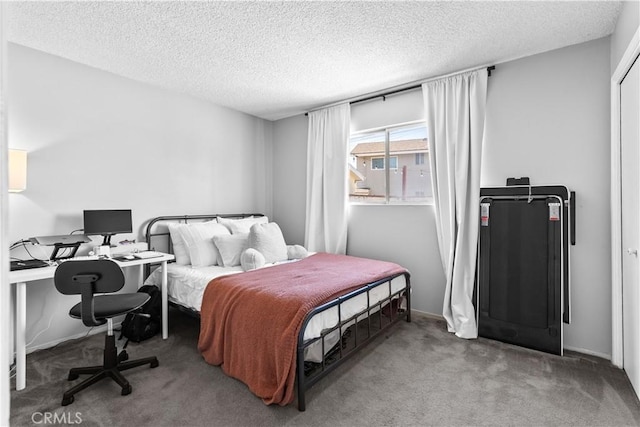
[143,214,411,411]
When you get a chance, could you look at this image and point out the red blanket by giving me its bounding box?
[197,252,407,405]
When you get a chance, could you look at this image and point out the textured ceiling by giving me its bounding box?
[6,1,622,121]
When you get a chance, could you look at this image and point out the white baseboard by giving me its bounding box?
[19,312,613,365]
[563,345,612,362]
[21,321,122,357]
[411,308,444,321]
[408,310,613,362]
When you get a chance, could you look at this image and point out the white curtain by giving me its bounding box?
[305,103,351,254]
[422,69,488,339]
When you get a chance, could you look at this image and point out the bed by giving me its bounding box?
[143,214,411,411]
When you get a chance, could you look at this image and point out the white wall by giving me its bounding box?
[272,89,446,316]
[271,114,307,245]
[348,89,445,315]
[272,37,613,357]
[348,205,446,315]
[1,3,10,424]
[483,37,612,357]
[611,1,639,71]
[8,43,272,352]
[350,88,424,131]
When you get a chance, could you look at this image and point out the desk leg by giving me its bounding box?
[161,260,168,339]
[15,281,26,390]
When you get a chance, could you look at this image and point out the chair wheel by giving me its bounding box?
[68,373,79,381]
[121,384,132,396]
[62,395,74,406]
[150,359,159,368]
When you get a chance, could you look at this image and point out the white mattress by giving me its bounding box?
[144,261,407,362]
[145,263,245,312]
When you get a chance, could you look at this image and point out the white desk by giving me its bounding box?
[8,253,174,391]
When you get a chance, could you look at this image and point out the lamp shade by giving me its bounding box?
[9,149,27,193]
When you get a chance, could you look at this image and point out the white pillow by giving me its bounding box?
[178,221,230,267]
[248,222,288,264]
[287,244,309,260]
[240,248,266,271]
[167,223,190,265]
[212,233,249,267]
[218,216,268,234]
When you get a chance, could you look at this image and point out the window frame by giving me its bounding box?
[371,157,385,170]
[370,156,398,171]
[349,120,430,205]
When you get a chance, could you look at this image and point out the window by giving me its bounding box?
[371,157,398,170]
[389,156,398,170]
[348,123,432,204]
[371,157,385,170]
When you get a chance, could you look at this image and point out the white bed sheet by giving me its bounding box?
[146,263,244,312]
[144,261,407,362]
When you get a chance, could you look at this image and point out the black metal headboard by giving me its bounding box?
[144,213,265,255]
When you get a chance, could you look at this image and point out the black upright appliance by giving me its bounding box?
[477,178,575,355]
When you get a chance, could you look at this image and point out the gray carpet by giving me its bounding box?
[10,309,640,426]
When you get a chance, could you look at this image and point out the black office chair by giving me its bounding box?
[54,259,159,406]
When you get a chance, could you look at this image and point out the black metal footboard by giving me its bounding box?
[296,271,411,411]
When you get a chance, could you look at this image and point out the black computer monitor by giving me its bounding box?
[83,209,132,246]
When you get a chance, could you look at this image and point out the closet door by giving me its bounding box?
[621,54,640,396]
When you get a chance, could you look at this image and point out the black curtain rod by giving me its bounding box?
[350,84,421,106]
[306,65,495,116]
[350,65,496,106]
